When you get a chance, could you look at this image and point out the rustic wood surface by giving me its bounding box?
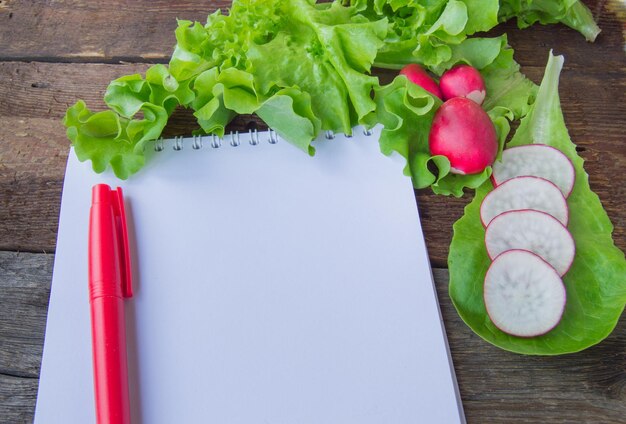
[1,253,625,423]
[0,0,624,422]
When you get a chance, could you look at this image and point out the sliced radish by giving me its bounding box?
[484,249,566,337]
[480,176,569,227]
[485,210,575,276]
[492,144,575,197]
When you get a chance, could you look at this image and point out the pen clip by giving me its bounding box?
[112,187,133,298]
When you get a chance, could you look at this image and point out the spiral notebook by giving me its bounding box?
[35,127,465,423]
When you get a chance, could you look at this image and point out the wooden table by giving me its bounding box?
[1,1,624,422]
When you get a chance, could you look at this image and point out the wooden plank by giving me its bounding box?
[0,251,51,423]
[434,267,626,424]
[0,374,39,424]
[1,60,624,265]
[0,252,53,378]
[0,0,621,69]
[1,253,624,423]
[0,0,229,62]
[490,0,625,70]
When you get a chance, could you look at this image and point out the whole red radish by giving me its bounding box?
[429,97,497,175]
[399,64,442,99]
[440,64,486,104]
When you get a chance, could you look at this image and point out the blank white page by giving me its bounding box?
[35,127,464,423]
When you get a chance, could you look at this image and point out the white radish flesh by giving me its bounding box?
[485,210,575,276]
[484,249,566,337]
[480,176,569,227]
[492,144,575,197]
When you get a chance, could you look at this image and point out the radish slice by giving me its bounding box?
[484,249,566,337]
[480,176,569,227]
[492,144,575,197]
[485,210,575,276]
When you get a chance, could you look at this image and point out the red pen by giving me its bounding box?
[88,184,133,424]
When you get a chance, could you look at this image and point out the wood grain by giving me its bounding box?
[1,254,624,423]
[0,0,625,422]
[435,267,626,424]
[0,252,53,379]
[0,374,39,424]
[1,58,624,266]
[0,0,615,66]
[0,0,229,62]
[0,251,52,423]
[1,1,624,266]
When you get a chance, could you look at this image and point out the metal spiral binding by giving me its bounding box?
[211,134,222,148]
[323,128,374,139]
[249,129,260,146]
[229,131,240,147]
[191,135,202,150]
[173,136,184,151]
[154,138,164,152]
[268,129,279,144]
[153,126,373,152]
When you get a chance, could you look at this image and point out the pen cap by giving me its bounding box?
[89,184,133,298]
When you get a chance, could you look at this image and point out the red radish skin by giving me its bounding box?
[399,64,442,99]
[440,65,486,105]
[429,97,498,175]
[492,144,576,198]
[484,249,566,338]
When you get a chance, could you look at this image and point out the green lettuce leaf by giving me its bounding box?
[63,0,598,179]
[499,0,601,41]
[369,35,535,196]
[245,6,387,134]
[366,0,597,69]
[190,66,322,153]
[64,64,195,179]
[365,75,439,183]
[448,52,626,355]
[255,88,321,154]
[174,0,387,138]
[360,0,501,69]
[63,101,145,179]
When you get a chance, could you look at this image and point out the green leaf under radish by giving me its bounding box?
[450,52,626,355]
[484,249,566,338]
[480,176,568,227]
[492,144,575,197]
[485,209,575,276]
